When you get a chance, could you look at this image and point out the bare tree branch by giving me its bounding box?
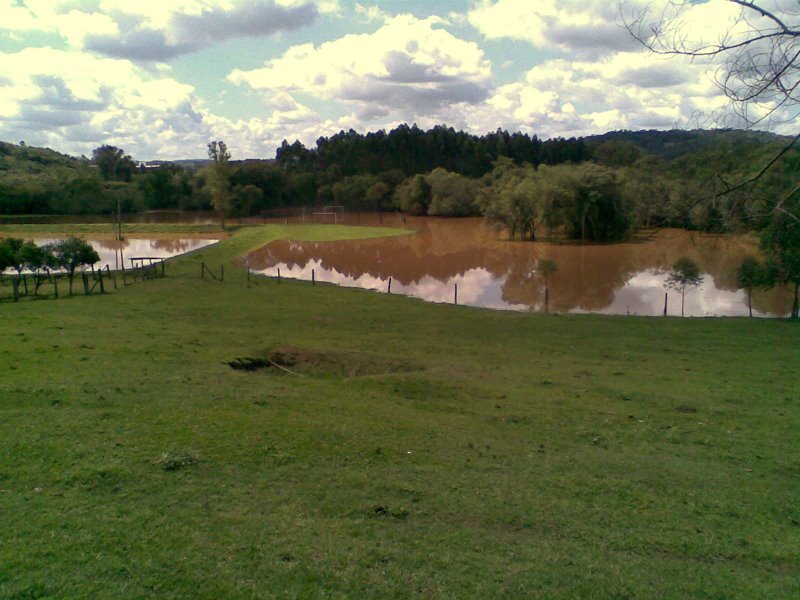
[621,0,800,221]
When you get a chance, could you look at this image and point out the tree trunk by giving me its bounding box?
[792,281,799,319]
[748,288,753,317]
[681,284,686,317]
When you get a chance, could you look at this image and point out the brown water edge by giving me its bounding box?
[241,214,793,318]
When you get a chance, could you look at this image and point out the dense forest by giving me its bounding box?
[1,126,797,243]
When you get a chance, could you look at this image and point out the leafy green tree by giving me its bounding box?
[480,159,542,239]
[561,163,631,242]
[2,238,45,284]
[365,181,391,211]
[139,166,181,209]
[0,237,24,274]
[19,241,47,272]
[736,256,769,317]
[665,257,704,317]
[620,157,672,229]
[46,237,100,295]
[230,161,289,210]
[760,208,800,318]
[0,238,55,296]
[426,168,481,217]
[408,174,432,215]
[207,141,232,229]
[92,145,135,182]
[0,238,14,272]
[232,184,264,217]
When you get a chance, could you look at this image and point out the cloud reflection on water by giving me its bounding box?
[243,216,792,317]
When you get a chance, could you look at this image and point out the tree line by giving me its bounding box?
[0,237,100,296]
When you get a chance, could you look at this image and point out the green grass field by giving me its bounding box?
[1,224,798,598]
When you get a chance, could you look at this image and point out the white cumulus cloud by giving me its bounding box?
[230,14,492,122]
[0,0,328,60]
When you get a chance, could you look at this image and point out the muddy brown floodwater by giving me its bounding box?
[26,238,218,271]
[243,214,792,318]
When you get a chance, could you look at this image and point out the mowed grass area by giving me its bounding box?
[1,224,798,598]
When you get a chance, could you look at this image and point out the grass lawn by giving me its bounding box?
[1,224,798,598]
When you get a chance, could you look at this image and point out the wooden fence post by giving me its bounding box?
[277,268,281,284]
[82,272,89,295]
[98,269,105,294]
[388,276,392,294]
[454,283,458,305]
[312,269,315,285]
[663,293,668,316]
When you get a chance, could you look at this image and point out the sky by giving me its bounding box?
[0,0,795,160]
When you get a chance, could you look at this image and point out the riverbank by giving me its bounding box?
[1,224,797,598]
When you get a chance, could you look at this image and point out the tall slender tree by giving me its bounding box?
[207,141,232,229]
[665,258,704,317]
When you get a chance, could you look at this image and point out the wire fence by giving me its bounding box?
[0,260,166,304]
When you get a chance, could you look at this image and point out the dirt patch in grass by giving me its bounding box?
[227,345,421,377]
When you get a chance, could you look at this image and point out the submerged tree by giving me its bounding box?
[736,256,769,317]
[624,0,800,307]
[207,141,232,229]
[665,257,704,317]
[760,210,800,317]
[537,258,558,313]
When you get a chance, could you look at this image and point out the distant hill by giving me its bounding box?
[583,129,791,162]
[0,141,86,174]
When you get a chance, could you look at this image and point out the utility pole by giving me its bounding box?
[117,195,123,241]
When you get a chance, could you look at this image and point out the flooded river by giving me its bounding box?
[86,238,217,270]
[243,214,792,317]
[2,238,218,273]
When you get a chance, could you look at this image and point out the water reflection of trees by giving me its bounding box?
[94,239,125,250]
[150,239,191,252]
[243,218,791,316]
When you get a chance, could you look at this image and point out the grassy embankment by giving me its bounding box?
[1,223,798,598]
